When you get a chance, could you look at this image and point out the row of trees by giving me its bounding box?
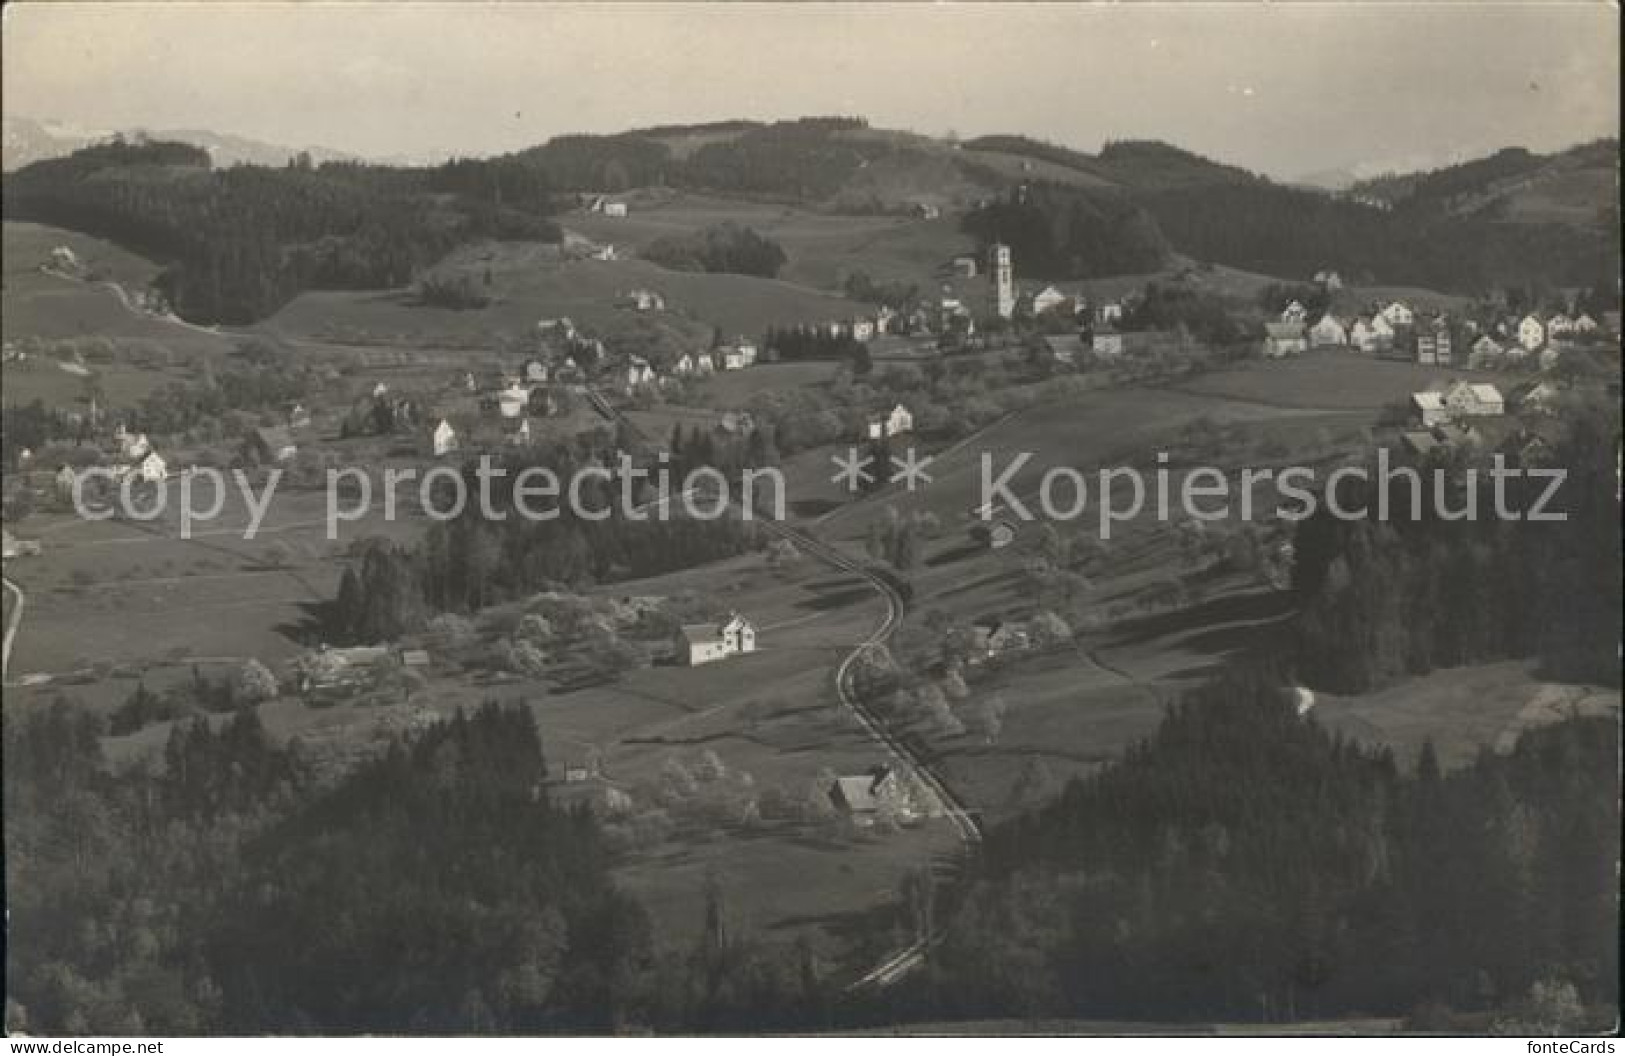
[643,221,787,278]
[961,183,1171,279]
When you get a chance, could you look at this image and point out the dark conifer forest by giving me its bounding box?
[3,137,559,324]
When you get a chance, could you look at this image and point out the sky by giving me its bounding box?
[3,1,1619,180]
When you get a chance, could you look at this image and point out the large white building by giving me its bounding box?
[675,614,757,666]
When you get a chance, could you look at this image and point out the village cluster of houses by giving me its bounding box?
[1265,293,1615,369]
[420,314,761,457]
[1401,377,1568,460]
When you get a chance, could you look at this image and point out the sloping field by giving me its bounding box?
[266,252,873,345]
[568,191,976,292]
[2,221,237,353]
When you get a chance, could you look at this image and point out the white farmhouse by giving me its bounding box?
[497,382,532,419]
[1444,381,1505,418]
[1031,286,1069,315]
[675,613,757,666]
[1517,314,1546,352]
[1380,301,1415,328]
[865,403,914,440]
[1309,313,1348,348]
[1410,391,1450,427]
[430,418,459,457]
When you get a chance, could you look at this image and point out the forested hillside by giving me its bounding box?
[925,670,1616,1028]
[1347,140,1619,225]
[9,122,1616,320]
[1289,401,1621,692]
[1140,178,1617,296]
[2,137,560,324]
[3,702,839,1034]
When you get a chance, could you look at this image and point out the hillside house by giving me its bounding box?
[1444,380,1505,417]
[624,356,656,390]
[968,519,1019,550]
[1313,269,1344,291]
[1380,301,1415,328]
[719,342,757,370]
[430,419,459,457]
[971,618,1031,658]
[1032,286,1069,315]
[1546,313,1574,337]
[538,316,579,342]
[851,318,876,342]
[1351,315,1394,353]
[603,202,628,218]
[115,427,152,461]
[497,382,532,419]
[372,382,390,398]
[718,410,756,435]
[1573,313,1599,333]
[1517,314,1546,351]
[1095,301,1124,324]
[865,403,914,440]
[1469,334,1504,368]
[523,358,550,383]
[1410,391,1450,427]
[1,530,42,558]
[289,403,313,430]
[622,289,666,312]
[950,255,979,279]
[118,451,168,484]
[675,613,757,666]
[1517,380,1563,415]
[1415,320,1452,366]
[1309,313,1348,348]
[1262,321,1308,358]
[1092,325,1124,356]
[296,645,391,695]
[828,766,908,824]
[243,425,298,464]
[1280,300,1309,325]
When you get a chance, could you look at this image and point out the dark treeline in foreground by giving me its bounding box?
[9,679,1612,1033]
[914,668,1617,1028]
[3,137,558,323]
[3,703,840,1034]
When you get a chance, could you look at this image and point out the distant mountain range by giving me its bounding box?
[2,115,387,171]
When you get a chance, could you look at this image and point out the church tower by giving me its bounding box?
[990,242,1014,319]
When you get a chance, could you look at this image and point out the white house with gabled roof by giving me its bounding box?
[675,613,757,666]
[1517,314,1546,351]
